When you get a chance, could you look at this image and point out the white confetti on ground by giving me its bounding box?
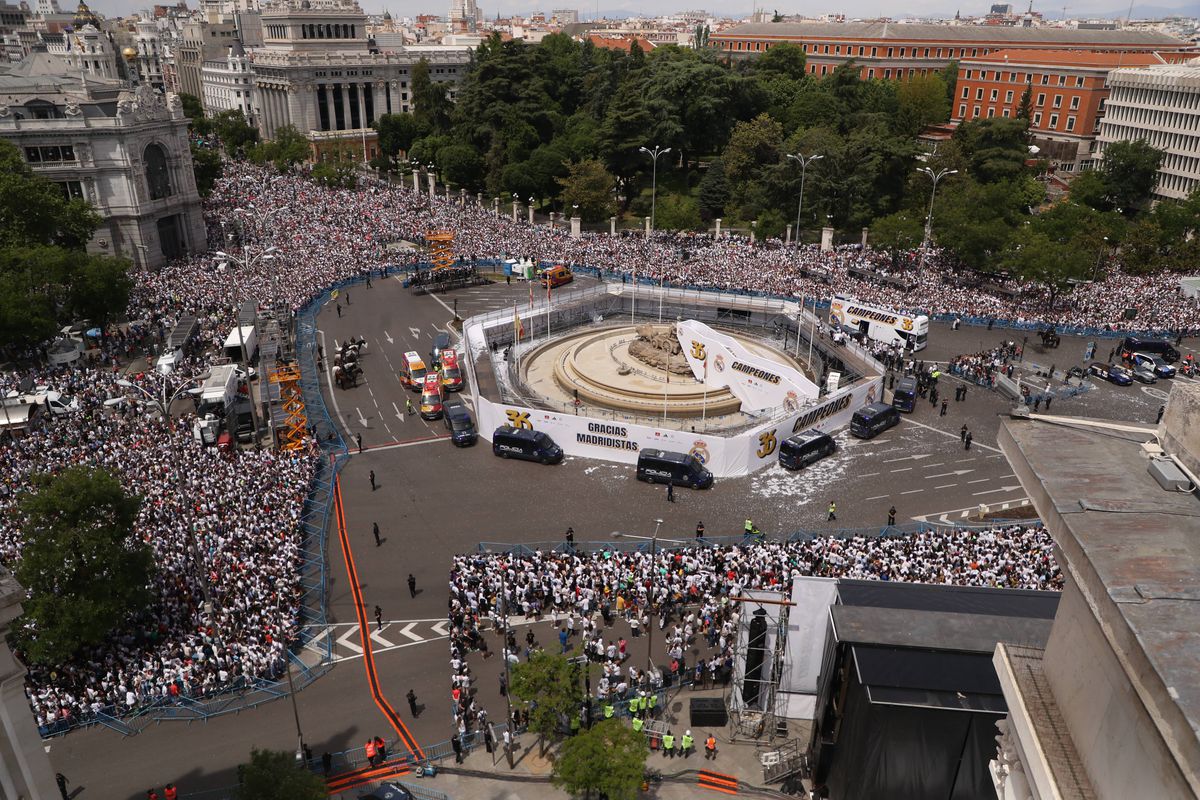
[749,433,856,505]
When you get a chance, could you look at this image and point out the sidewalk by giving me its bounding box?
[333,716,810,800]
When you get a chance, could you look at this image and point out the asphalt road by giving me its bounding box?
[53,275,1189,798]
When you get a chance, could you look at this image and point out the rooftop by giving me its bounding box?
[712,21,1190,47]
[998,413,1200,788]
[962,47,1176,67]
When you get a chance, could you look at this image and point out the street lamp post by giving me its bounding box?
[786,152,823,249]
[613,521,684,678]
[638,145,671,232]
[1093,236,1109,282]
[215,245,278,449]
[490,551,515,768]
[916,167,957,275]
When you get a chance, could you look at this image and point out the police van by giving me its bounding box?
[492,425,563,464]
[849,403,901,439]
[891,377,918,412]
[635,449,714,489]
[778,429,837,470]
[1119,336,1179,364]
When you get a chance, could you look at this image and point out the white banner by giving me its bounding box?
[675,320,819,412]
[741,377,883,468]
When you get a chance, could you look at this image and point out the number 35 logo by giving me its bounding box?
[901,318,914,331]
[691,340,707,360]
[505,409,532,430]
[757,431,778,459]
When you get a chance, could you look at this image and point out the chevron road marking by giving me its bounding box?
[336,626,364,655]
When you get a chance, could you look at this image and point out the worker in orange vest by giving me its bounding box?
[365,738,378,767]
[163,785,178,800]
[373,736,387,764]
[705,734,717,760]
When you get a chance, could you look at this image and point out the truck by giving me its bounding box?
[223,325,257,364]
[197,364,239,415]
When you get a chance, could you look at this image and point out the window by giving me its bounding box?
[144,143,173,200]
[976,88,984,100]
[987,107,995,118]
[973,105,980,117]
[887,47,893,57]
[24,145,76,163]
[962,86,969,99]
[1005,90,1014,103]
[1040,74,1049,85]
[1058,75,1066,86]
[1070,96,1079,110]
[1076,76,1084,87]
[1003,108,1011,117]
[959,103,966,117]
[1066,116,1075,131]
[1037,93,1045,106]
[965,69,973,79]
[56,181,84,200]
[1053,94,1062,108]
[1033,112,1041,126]
[1049,113,1058,128]
[990,89,998,101]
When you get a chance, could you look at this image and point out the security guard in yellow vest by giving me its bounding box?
[681,730,694,757]
[603,702,615,719]
[662,731,675,758]
[631,693,642,716]
[744,518,754,535]
[647,692,658,716]
[632,716,644,734]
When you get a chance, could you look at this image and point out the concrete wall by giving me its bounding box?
[1042,583,1193,800]
[1160,381,1200,481]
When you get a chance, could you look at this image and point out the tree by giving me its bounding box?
[598,76,653,201]
[871,210,924,252]
[1016,81,1033,121]
[10,468,151,667]
[412,58,453,134]
[248,125,310,172]
[510,650,583,748]
[698,159,731,220]
[954,117,1031,183]
[721,113,784,185]
[753,42,806,81]
[210,109,259,156]
[190,143,223,197]
[235,749,326,800]
[552,719,648,800]
[178,92,204,121]
[654,194,702,231]
[1001,202,1103,306]
[311,143,359,189]
[438,142,487,191]
[1097,139,1163,214]
[65,252,133,327]
[374,113,422,162]
[0,140,100,250]
[894,74,949,136]
[557,159,616,222]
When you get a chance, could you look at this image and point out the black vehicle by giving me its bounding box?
[443,404,477,446]
[230,398,255,443]
[891,377,917,412]
[636,449,714,489]
[1120,336,1179,363]
[778,429,837,470]
[361,783,414,800]
[431,331,452,367]
[492,425,563,464]
[849,402,901,439]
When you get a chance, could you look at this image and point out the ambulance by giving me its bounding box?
[400,351,428,391]
[439,349,464,392]
[419,372,445,420]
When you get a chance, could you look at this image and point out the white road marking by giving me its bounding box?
[865,494,890,501]
[922,462,946,468]
[933,483,957,489]
[890,467,913,472]
[926,470,973,479]
[902,416,1003,453]
[393,402,405,421]
[362,435,449,453]
[967,478,991,484]
[430,621,450,636]
[384,331,394,344]
[408,326,422,339]
[396,622,425,643]
[858,471,880,477]
[318,330,351,432]
[369,628,396,648]
[355,406,369,427]
[972,485,1023,496]
[899,488,924,495]
[335,627,364,655]
[882,454,932,463]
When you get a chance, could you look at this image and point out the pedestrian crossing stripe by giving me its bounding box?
[698,769,738,795]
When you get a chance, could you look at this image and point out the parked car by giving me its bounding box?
[1130,352,1176,379]
[1088,362,1132,386]
[1129,363,1158,384]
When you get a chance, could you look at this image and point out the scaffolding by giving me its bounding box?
[269,361,308,451]
[725,593,793,745]
[426,230,455,272]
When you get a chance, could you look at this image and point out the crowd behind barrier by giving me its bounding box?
[0,159,1185,738]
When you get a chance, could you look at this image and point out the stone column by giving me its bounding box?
[610,216,616,236]
[446,184,451,200]
[412,170,420,192]
[861,227,869,248]
[786,224,793,245]
[332,84,345,130]
[356,82,367,130]
[644,216,650,237]
[477,192,483,206]
[528,203,534,225]
[427,171,436,199]
[511,200,518,222]
[493,197,499,216]
[714,218,722,238]
[571,216,581,239]
[821,226,834,252]
[460,188,465,207]
[750,220,757,244]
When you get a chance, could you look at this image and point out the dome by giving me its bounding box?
[383,9,392,19]
[73,0,99,29]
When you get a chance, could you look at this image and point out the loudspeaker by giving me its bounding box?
[690,697,727,728]
[742,608,769,708]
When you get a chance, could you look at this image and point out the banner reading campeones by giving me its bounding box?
[675,320,819,412]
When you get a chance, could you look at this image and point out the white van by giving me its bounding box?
[2,391,78,416]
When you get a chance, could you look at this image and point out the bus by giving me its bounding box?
[829,295,928,352]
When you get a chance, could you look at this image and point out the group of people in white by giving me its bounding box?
[0,158,1174,736]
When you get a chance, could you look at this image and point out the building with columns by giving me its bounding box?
[0,49,205,268]
[133,18,165,91]
[249,1,469,159]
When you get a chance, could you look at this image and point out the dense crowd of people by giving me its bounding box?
[0,159,1181,735]
[447,525,1061,723]
[948,341,1023,387]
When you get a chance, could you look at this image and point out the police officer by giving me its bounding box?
[681,730,694,758]
[695,520,705,539]
[827,501,837,521]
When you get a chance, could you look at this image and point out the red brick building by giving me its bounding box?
[953,49,1189,170]
[710,22,1193,80]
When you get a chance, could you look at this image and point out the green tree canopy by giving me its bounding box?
[235,749,326,800]
[11,467,151,667]
[0,140,100,250]
[752,42,807,81]
[552,719,648,800]
[557,159,616,222]
[190,143,224,197]
[247,125,310,173]
[871,209,924,252]
[654,194,702,231]
[210,109,260,156]
[954,117,1031,184]
[698,160,731,220]
[510,649,583,746]
[374,113,423,163]
[1078,139,1164,215]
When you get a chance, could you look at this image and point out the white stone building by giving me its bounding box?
[200,37,253,120]
[1096,59,1200,201]
[134,18,165,91]
[0,50,206,268]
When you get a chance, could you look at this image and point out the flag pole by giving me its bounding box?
[702,358,708,428]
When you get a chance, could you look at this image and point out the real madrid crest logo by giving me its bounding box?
[783,391,799,412]
[713,355,725,373]
[689,440,710,464]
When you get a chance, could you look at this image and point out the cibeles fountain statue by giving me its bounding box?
[628,324,694,375]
